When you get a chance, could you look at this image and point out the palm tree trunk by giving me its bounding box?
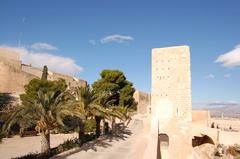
[78,120,85,145]
[112,117,116,135]
[101,118,106,135]
[41,130,50,153]
[95,116,101,138]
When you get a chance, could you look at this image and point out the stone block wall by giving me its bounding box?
[133,90,151,114]
[0,48,20,61]
[0,48,87,94]
[151,46,192,131]
[0,60,37,93]
[192,110,210,126]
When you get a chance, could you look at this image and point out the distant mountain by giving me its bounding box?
[193,104,240,118]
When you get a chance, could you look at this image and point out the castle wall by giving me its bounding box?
[192,110,210,126]
[0,48,20,61]
[133,90,151,114]
[50,72,87,88]
[21,64,42,78]
[0,48,87,94]
[0,61,37,93]
[151,46,192,131]
[21,64,87,88]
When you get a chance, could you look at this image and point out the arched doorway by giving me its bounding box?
[159,133,169,147]
[157,133,169,159]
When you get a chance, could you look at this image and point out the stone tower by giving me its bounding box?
[151,45,192,131]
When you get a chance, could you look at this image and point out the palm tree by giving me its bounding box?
[92,91,113,137]
[92,92,132,136]
[107,105,133,134]
[4,89,83,153]
[73,85,108,142]
[74,86,132,138]
[113,105,132,124]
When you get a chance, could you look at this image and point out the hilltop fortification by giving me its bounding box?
[0,48,87,93]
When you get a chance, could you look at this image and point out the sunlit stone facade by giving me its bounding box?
[151,45,192,131]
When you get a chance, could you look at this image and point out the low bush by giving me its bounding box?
[56,138,79,153]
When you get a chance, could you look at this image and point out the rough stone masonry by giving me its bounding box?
[0,48,87,94]
[151,45,192,132]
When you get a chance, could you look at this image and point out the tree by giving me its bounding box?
[41,65,48,80]
[4,89,82,153]
[20,78,67,106]
[73,85,108,142]
[20,66,66,106]
[3,65,82,153]
[92,70,137,135]
[93,91,115,136]
[92,70,137,109]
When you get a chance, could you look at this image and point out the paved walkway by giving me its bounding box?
[53,119,148,159]
[0,133,78,159]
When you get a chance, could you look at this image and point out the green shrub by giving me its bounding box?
[85,119,96,133]
[56,138,79,153]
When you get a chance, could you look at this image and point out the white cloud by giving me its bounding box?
[224,73,231,78]
[0,46,83,76]
[216,44,240,68]
[205,74,215,79]
[89,40,96,45]
[100,34,134,44]
[31,42,57,50]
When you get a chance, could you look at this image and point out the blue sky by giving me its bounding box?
[1,0,240,106]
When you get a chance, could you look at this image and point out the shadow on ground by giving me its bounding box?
[52,123,133,159]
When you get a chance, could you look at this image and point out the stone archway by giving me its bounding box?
[159,133,169,147]
[157,133,170,159]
